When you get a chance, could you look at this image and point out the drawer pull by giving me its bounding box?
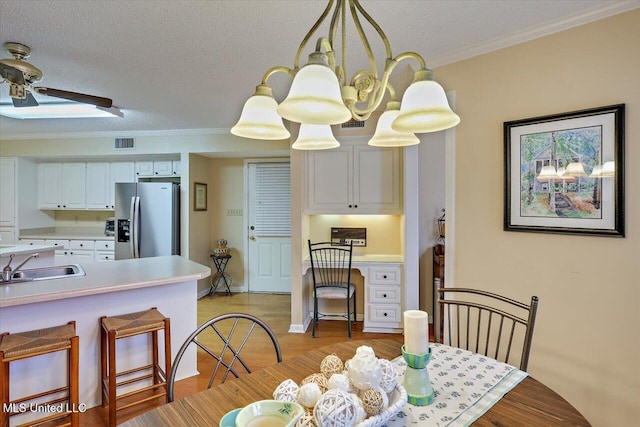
[383,275,387,279]
[383,294,387,298]
[383,312,388,317]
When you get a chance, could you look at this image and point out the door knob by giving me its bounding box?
[249,236,256,241]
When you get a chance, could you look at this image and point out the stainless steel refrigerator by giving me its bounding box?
[115,182,180,259]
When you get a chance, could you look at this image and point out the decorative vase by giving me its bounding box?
[401,345,434,406]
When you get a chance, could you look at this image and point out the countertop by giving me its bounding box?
[19,227,115,241]
[0,255,211,308]
[303,254,405,263]
[0,244,58,258]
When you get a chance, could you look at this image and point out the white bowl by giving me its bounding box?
[235,400,304,427]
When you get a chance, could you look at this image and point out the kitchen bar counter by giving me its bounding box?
[0,243,57,257]
[19,226,114,241]
[0,255,209,307]
[0,255,210,423]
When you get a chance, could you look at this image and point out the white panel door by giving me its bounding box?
[247,162,291,293]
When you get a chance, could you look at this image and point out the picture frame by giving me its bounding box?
[504,104,624,237]
[194,182,208,211]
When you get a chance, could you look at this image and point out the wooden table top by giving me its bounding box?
[122,339,590,426]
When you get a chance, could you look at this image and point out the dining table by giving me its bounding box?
[121,338,590,426]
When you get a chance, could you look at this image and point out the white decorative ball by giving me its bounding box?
[296,413,317,427]
[355,345,376,359]
[313,390,359,427]
[349,393,367,423]
[348,350,382,390]
[378,358,399,393]
[297,383,322,408]
[273,379,299,403]
[327,373,351,392]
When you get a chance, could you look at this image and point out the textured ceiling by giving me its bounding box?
[0,0,637,139]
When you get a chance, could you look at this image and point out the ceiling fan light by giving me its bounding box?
[392,78,460,134]
[277,59,351,125]
[0,102,123,119]
[291,124,340,150]
[368,102,419,147]
[231,88,290,140]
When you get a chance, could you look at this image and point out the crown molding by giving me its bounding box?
[0,127,233,141]
[427,1,640,68]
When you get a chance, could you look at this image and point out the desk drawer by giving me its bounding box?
[367,304,402,324]
[368,285,401,304]
[369,266,401,285]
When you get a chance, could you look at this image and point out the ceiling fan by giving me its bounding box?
[0,41,113,108]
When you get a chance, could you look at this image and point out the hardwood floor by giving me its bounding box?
[77,292,404,426]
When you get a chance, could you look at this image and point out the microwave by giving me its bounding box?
[105,217,115,236]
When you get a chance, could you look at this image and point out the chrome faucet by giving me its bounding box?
[2,253,39,282]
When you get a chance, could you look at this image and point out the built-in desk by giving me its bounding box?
[302,254,404,333]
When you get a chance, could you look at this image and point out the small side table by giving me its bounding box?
[209,254,232,297]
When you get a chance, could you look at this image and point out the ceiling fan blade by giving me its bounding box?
[0,61,26,85]
[33,87,113,108]
[12,91,39,107]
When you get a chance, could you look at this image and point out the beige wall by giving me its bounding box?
[209,158,247,289]
[435,9,640,426]
[189,153,213,294]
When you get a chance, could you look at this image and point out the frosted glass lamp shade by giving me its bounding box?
[291,124,340,150]
[537,165,557,180]
[392,80,460,133]
[601,161,615,177]
[589,164,603,178]
[277,63,351,125]
[231,93,290,140]
[565,162,587,177]
[368,107,419,147]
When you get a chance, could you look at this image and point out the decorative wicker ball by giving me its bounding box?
[360,388,385,416]
[297,382,322,408]
[313,390,359,427]
[349,393,367,423]
[301,372,328,393]
[378,358,399,393]
[327,373,351,392]
[273,379,299,403]
[348,349,382,391]
[296,413,317,427]
[320,354,344,378]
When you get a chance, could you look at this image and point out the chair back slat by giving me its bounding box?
[435,288,539,371]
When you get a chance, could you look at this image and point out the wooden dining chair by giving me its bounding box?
[308,240,356,339]
[435,287,539,371]
[167,313,281,402]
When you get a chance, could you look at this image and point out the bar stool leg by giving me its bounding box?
[163,318,171,402]
[100,316,108,409]
[70,334,80,426]
[152,329,159,385]
[108,329,117,427]
[1,333,9,427]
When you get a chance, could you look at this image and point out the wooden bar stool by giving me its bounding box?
[0,321,79,427]
[100,307,171,427]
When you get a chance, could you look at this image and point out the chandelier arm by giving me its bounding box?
[294,0,336,70]
[352,0,392,62]
[393,51,428,72]
[260,66,295,86]
[349,0,378,78]
[345,57,397,119]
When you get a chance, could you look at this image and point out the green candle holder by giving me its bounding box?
[401,345,435,406]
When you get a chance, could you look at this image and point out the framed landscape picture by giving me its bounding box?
[504,104,624,237]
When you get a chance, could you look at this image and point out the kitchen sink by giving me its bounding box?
[6,264,86,283]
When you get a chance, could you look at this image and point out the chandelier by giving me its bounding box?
[231,0,461,149]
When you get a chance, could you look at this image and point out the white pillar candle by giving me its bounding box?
[404,310,429,355]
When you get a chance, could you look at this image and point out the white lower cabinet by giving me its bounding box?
[19,238,114,264]
[364,265,403,332]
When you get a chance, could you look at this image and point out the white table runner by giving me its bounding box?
[384,343,527,426]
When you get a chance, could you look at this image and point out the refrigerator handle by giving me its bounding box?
[129,196,136,258]
[133,196,141,258]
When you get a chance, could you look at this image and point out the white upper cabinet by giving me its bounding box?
[109,162,136,209]
[305,139,402,214]
[135,161,154,177]
[86,163,111,210]
[153,160,172,176]
[172,160,181,176]
[0,159,16,226]
[135,160,179,178]
[38,163,86,209]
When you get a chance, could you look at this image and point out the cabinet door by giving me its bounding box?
[306,146,352,213]
[109,162,135,209]
[153,161,172,176]
[61,163,86,209]
[172,160,181,176]
[135,161,154,177]
[38,163,63,209]
[86,163,111,210]
[68,250,94,264]
[353,146,401,214]
[0,227,17,244]
[0,159,16,226]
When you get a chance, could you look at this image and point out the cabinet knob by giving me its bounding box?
[63,205,66,208]
[57,205,61,208]
[79,244,83,247]
[354,205,358,208]
[348,205,353,208]
[155,172,158,175]
[106,205,109,208]
[383,294,387,298]
[383,312,388,317]
[383,275,387,279]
